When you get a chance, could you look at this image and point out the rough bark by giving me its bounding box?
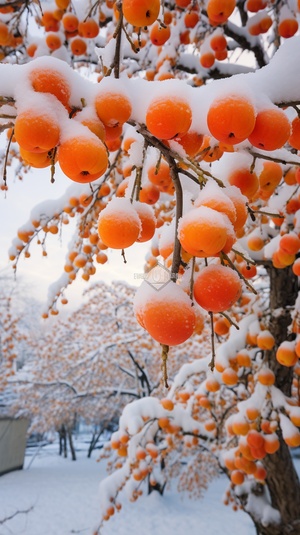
[247,265,300,535]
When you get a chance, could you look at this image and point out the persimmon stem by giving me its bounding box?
[161,344,169,389]
[155,152,163,174]
[286,184,300,205]
[221,251,258,294]
[250,155,257,174]
[220,311,239,330]
[84,0,100,21]
[231,247,256,265]
[246,204,285,220]
[122,20,140,53]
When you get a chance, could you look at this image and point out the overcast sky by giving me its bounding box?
[0,154,147,309]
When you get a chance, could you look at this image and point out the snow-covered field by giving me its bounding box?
[2,442,299,535]
[0,440,257,535]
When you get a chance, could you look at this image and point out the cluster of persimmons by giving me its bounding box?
[3,5,300,369]
[97,304,300,522]
[0,0,298,82]
[7,62,300,349]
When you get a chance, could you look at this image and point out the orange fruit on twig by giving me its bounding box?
[78,18,99,38]
[95,91,132,128]
[15,110,60,153]
[29,68,71,108]
[19,147,56,168]
[207,95,256,145]
[193,264,242,313]
[207,0,236,23]
[134,282,196,346]
[58,135,108,183]
[133,202,156,243]
[150,22,171,46]
[98,197,141,249]
[70,37,87,56]
[248,108,291,151]
[122,0,160,27]
[178,205,233,257]
[227,168,259,200]
[146,97,192,140]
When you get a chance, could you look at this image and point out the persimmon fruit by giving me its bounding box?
[133,202,156,243]
[207,0,236,23]
[45,33,62,51]
[78,18,99,38]
[200,52,215,69]
[19,147,56,168]
[178,205,233,257]
[278,18,298,39]
[193,264,242,313]
[276,342,298,367]
[227,168,259,200]
[289,116,300,150]
[95,91,132,128]
[58,136,108,183]
[150,22,171,46]
[248,108,291,151]
[210,34,227,51]
[146,97,192,140]
[62,12,79,32]
[29,68,71,108]
[207,96,256,145]
[98,197,141,249]
[14,110,60,153]
[122,0,160,27]
[70,37,87,56]
[134,282,196,346]
[279,233,300,255]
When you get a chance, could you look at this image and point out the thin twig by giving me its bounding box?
[161,344,169,388]
[221,251,258,294]
[220,311,239,330]
[2,127,14,186]
[113,2,123,78]
[209,312,216,371]
[0,505,34,525]
[247,149,300,167]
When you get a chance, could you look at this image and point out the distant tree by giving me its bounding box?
[13,281,202,458]
[0,274,30,395]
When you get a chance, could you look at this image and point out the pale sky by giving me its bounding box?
[0,154,147,309]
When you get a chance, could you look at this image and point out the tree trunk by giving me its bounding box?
[67,428,76,461]
[248,265,300,535]
[59,425,67,458]
[87,426,103,458]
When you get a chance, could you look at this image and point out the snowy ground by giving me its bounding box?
[1,438,290,535]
